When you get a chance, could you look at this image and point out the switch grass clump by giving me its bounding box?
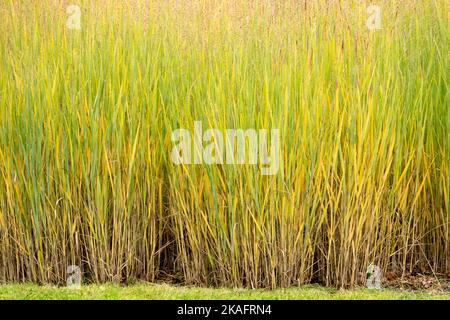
[0,1,448,288]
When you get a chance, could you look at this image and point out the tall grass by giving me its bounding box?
[0,0,448,288]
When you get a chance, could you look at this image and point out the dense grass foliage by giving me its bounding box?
[0,1,448,288]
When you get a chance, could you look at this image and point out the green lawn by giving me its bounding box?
[0,283,449,300]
